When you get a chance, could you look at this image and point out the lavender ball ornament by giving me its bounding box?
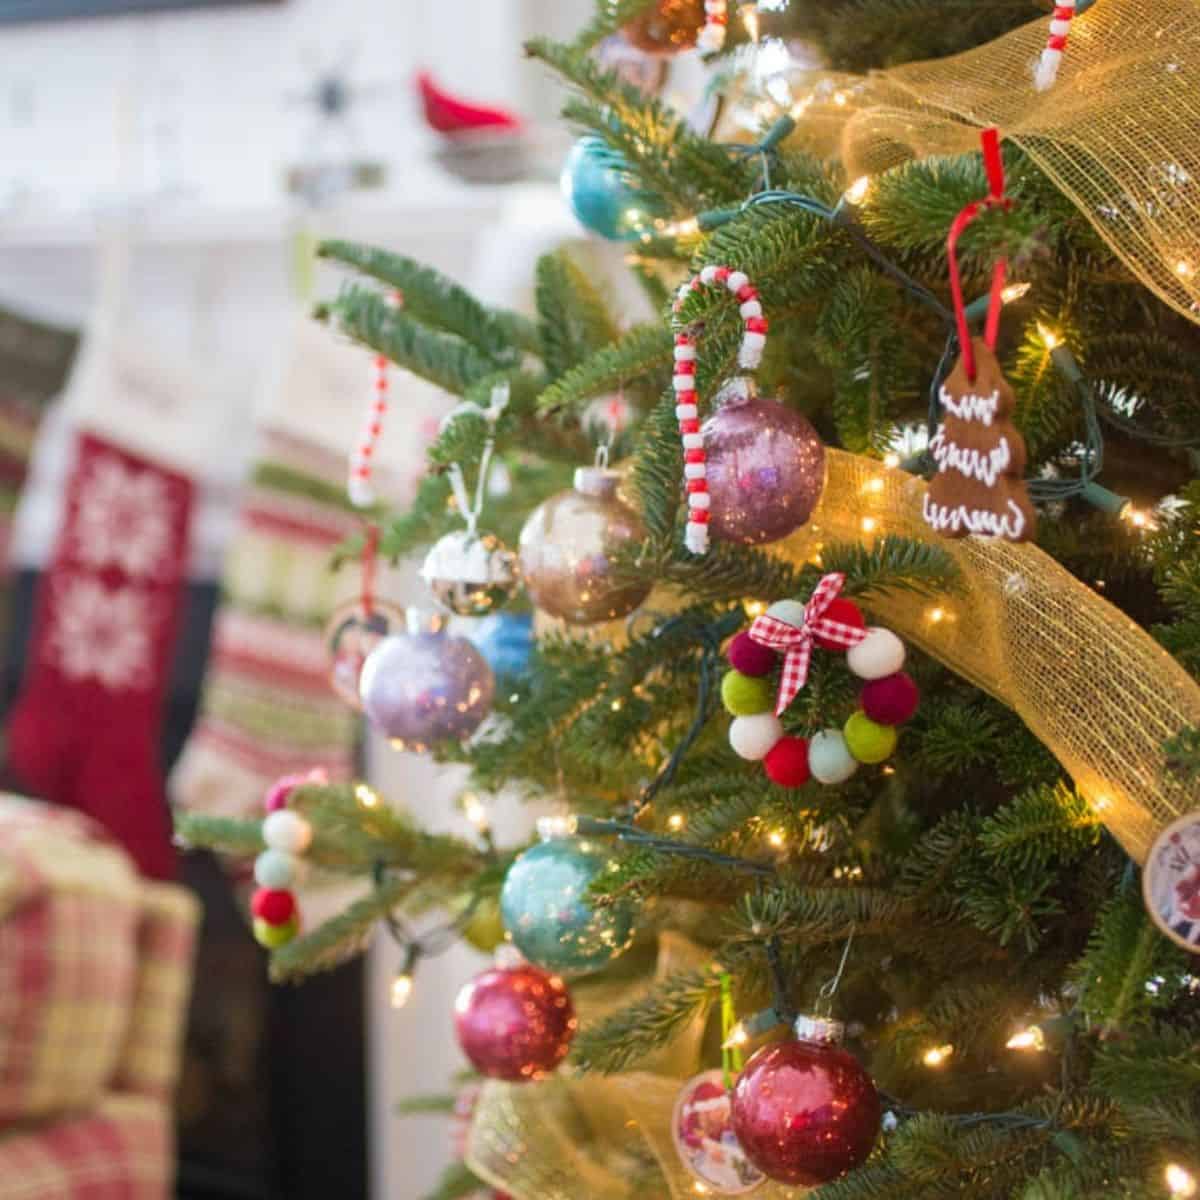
[359,613,495,751]
[703,389,825,545]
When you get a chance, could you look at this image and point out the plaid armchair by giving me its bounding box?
[0,795,199,1198]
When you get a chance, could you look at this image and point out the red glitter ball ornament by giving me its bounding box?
[812,598,865,650]
[861,671,920,725]
[731,1021,881,1186]
[764,736,811,788]
[251,888,296,926]
[454,964,577,1082]
[728,631,777,677]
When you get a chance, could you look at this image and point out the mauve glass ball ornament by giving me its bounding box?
[703,385,826,545]
[518,467,651,625]
[359,612,495,751]
[500,822,637,975]
[420,529,519,617]
[731,1016,881,1186]
[453,963,577,1082]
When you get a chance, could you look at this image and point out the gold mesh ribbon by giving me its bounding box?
[783,0,1200,324]
[779,450,1200,862]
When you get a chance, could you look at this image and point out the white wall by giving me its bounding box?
[0,3,591,1198]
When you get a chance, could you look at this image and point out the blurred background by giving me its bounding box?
[0,2,606,1197]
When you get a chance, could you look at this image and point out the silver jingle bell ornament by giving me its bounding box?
[420,529,519,617]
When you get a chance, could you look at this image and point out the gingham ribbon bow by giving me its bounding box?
[749,573,867,716]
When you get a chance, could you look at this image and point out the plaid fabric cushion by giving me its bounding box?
[0,1092,171,1199]
[0,796,140,1124]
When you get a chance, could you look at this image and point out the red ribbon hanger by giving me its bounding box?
[947,127,1012,382]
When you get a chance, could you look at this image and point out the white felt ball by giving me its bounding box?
[808,730,859,784]
[254,849,300,890]
[730,713,784,761]
[765,599,808,629]
[846,627,906,680]
[263,810,313,855]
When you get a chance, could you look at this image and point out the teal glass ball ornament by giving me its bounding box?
[561,136,657,242]
[500,834,636,975]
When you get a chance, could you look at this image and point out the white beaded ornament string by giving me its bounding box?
[1033,0,1076,91]
[671,265,769,555]
[348,290,402,508]
[440,384,510,537]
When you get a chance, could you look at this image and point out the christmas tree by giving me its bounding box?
[179,1,1200,1196]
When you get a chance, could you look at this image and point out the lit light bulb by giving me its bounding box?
[537,814,579,840]
[864,476,885,495]
[464,794,489,831]
[1036,322,1060,350]
[927,606,946,624]
[743,599,767,619]
[1122,505,1157,532]
[1167,1164,1198,1197]
[1001,282,1031,304]
[1091,794,1113,813]
[768,830,786,848]
[883,451,901,469]
[1006,1025,1046,1052]
[833,91,848,106]
[1175,260,1196,280]
[355,783,381,809]
[666,217,701,237]
[391,973,414,1010]
[861,516,878,533]
[844,175,871,206]
[668,813,686,832]
[923,1044,954,1067]
[723,1022,749,1049]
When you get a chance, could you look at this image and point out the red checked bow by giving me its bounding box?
[748,573,867,716]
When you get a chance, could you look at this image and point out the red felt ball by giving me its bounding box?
[728,631,776,677]
[813,598,865,650]
[860,672,920,726]
[251,888,296,926]
[732,1037,881,1186]
[454,965,577,1083]
[764,737,811,788]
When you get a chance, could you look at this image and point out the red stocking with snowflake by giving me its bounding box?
[6,431,192,879]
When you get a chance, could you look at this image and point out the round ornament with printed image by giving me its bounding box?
[325,598,407,710]
[672,1070,764,1195]
[1142,811,1200,953]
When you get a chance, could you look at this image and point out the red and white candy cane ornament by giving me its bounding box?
[697,0,728,52]
[348,291,402,509]
[672,264,768,555]
[1034,0,1076,91]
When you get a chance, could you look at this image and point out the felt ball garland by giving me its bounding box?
[722,573,920,786]
[671,264,768,556]
[251,773,317,949]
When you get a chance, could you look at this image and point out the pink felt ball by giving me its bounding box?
[764,737,811,788]
[264,768,328,813]
[728,631,777,677]
[813,598,865,650]
[252,888,297,926]
[860,672,920,726]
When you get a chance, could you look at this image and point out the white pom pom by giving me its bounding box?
[729,713,784,761]
[726,271,749,293]
[254,849,301,890]
[808,730,859,784]
[348,476,375,508]
[700,266,720,284]
[263,809,313,854]
[846,627,906,680]
[765,599,808,628]
[689,492,711,509]
[685,463,708,480]
[675,403,698,421]
[683,433,704,450]
[674,344,697,362]
[739,300,763,319]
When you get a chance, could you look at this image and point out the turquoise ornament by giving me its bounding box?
[560,137,657,242]
[500,835,636,974]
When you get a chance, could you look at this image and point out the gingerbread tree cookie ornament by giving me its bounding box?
[923,339,1036,541]
[923,127,1035,544]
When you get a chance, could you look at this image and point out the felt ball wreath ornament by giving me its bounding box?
[723,573,919,786]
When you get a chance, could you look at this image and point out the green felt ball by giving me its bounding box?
[254,915,298,949]
[843,710,898,764]
[721,670,773,716]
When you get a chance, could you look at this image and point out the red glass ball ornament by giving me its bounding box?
[764,736,811,788]
[731,1034,881,1186]
[860,671,920,726]
[251,888,296,926]
[728,631,776,677]
[454,964,577,1082]
[813,598,865,650]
